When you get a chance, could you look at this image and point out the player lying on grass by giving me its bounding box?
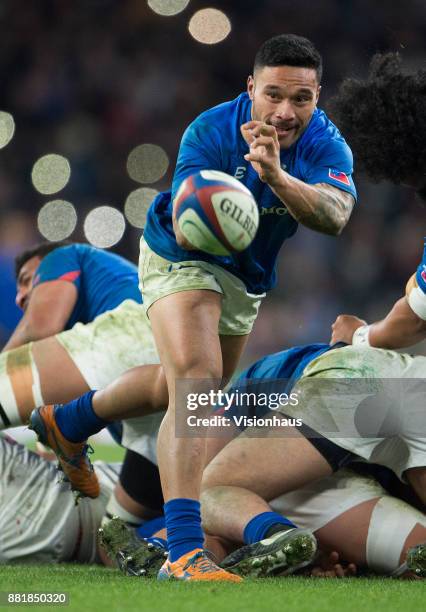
[0,431,381,578]
[1,429,424,579]
[0,432,122,565]
[327,54,426,349]
[30,340,426,577]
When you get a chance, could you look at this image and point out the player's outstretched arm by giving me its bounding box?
[241,121,354,236]
[331,297,426,349]
[3,281,77,351]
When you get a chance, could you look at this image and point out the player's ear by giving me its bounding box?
[247,75,254,100]
[315,85,321,105]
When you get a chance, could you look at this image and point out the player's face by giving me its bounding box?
[16,256,41,311]
[248,65,320,149]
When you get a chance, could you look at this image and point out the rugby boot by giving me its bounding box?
[220,528,317,577]
[158,548,243,582]
[98,517,167,578]
[29,405,99,498]
[406,543,426,578]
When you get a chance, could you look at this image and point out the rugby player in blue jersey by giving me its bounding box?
[136,33,357,581]
[0,241,165,504]
[327,53,426,349]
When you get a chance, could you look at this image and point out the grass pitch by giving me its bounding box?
[2,445,422,611]
[0,566,423,612]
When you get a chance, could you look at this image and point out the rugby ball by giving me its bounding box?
[174,170,259,256]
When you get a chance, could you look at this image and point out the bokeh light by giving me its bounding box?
[31,154,71,195]
[188,8,231,45]
[37,200,77,241]
[84,206,126,248]
[0,111,15,149]
[124,187,159,228]
[126,143,169,184]
[148,0,190,17]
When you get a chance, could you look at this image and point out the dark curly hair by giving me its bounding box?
[254,34,322,82]
[327,53,426,187]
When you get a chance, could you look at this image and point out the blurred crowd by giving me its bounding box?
[0,0,425,361]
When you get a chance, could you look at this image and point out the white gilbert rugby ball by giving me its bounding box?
[174,170,259,256]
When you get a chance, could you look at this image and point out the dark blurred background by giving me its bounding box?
[0,0,424,362]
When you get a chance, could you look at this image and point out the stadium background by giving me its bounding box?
[0,0,425,366]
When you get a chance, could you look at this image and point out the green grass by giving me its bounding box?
[26,441,126,463]
[89,442,126,462]
[0,566,423,612]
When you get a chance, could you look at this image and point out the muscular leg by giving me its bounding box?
[92,365,168,420]
[1,338,168,427]
[0,337,89,427]
[292,493,426,575]
[314,498,379,566]
[148,289,247,501]
[201,428,332,543]
[33,337,89,404]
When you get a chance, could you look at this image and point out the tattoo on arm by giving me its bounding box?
[312,183,355,235]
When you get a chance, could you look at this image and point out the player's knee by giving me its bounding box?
[171,352,223,381]
[201,460,236,491]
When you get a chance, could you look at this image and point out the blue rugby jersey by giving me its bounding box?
[235,342,340,396]
[214,342,344,419]
[32,244,142,329]
[144,92,357,295]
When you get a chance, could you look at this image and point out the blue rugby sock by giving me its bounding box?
[136,516,166,539]
[164,498,204,562]
[243,511,296,545]
[54,391,108,442]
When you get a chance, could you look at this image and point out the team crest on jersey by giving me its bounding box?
[328,169,350,186]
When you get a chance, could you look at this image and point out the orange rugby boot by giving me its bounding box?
[29,405,100,498]
[157,548,242,582]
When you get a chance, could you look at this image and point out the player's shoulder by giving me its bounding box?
[298,108,353,163]
[35,244,80,272]
[37,243,115,274]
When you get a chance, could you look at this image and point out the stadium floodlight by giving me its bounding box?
[37,200,77,242]
[84,206,126,248]
[32,154,71,195]
[148,0,190,17]
[124,187,159,228]
[126,143,169,184]
[188,8,231,45]
[0,111,15,149]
